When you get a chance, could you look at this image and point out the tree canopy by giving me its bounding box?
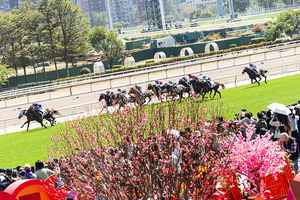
[233,0,250,13]
[0,0,89,78]
[0,64,12,85]
[265,10,300,41]
[89,27,124,67]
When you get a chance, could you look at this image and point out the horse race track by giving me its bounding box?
[0,74,300,168]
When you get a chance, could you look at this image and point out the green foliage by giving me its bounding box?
[0,0,89,78]
[0,64,12,85]
[257,0,279,9]
[190,8,214,19]
[89,27,124,67]
[90,11,107,27]
[265,10,300,41]
[233,0,250,13]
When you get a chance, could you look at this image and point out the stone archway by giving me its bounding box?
[124,56,135,67]
[205,42,219,54]
[180,47,194,57]
[154,51,167,62]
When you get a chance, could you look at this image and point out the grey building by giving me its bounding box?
[0,0,20,11]
[110,0,134,25]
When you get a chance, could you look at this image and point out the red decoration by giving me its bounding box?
[1,176,69,200]
[261,163,294,200]
[0,192,15,200]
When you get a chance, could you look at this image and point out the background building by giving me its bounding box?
[110,0,134,25]
[0,0,20,10]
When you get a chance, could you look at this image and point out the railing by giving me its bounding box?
[0,40,300,101]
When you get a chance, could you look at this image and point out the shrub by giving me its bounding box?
[49,99,290,199]
[50,100,233,200]
[252,24,266,33]
[112,65,123,69]
[205,32,223,41]
[145,60,155,64]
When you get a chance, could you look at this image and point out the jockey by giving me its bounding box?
[155,80,163,85]
[116,88,126,94]
[249,63,258,74]
[188,74,198,81]
[32,103,46,117]
[200,75,215,88]
[168,80,176,86]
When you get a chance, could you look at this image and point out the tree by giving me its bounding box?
[191,10,213,19]
[265,10,300,41]
[257,0,279,9]
[38,0,60,78]
[90,11,107,27]
[89,27,124,68]
[233,0,250,13]
[51,0,89,76]
[0,64,12,85]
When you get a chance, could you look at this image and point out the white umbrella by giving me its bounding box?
[267,103,291,116]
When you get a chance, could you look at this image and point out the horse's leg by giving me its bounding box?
[258,75,262,82]
[264,75,267,84]
[21,120,28,128]
[213,89,217,99]
[250,78,254,84]
[217,90,222,99]
[27,121,31,132]
[179,92,183,102]
[202,92,206,101]
[255,78,260,86]
[40,119,47,128]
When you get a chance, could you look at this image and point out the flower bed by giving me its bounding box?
[48,102,294,199]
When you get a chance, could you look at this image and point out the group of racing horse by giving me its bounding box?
[18,65,268,131]
[98,65,268,110]
[99,75,226,110]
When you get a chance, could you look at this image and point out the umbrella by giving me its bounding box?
[267,103,291,116]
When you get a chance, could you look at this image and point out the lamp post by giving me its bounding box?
[105,0,113,30]
[158,0,166,30]
[228,0,235,20]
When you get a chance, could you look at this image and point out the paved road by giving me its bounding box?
[1,46,300,134]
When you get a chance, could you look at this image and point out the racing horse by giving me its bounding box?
[112,90,128,110]
[99,91,114,112]
[189,79,225,99]
[18,107,59,131]
[128,86,153,106]
[242,67,268,86]
[178,77,192,97]
[202,81,225,99]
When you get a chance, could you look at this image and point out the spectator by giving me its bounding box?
[22,164,37,179]
[255,112,268,136]
[289,110,300,143]
[35,160,54,180]
[279,133,299,173]
[0,173,12,191]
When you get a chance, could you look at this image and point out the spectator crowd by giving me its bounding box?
[225,101,300,172]
[0,160,57,191]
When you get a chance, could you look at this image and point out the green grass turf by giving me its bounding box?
[0,74,300,168]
